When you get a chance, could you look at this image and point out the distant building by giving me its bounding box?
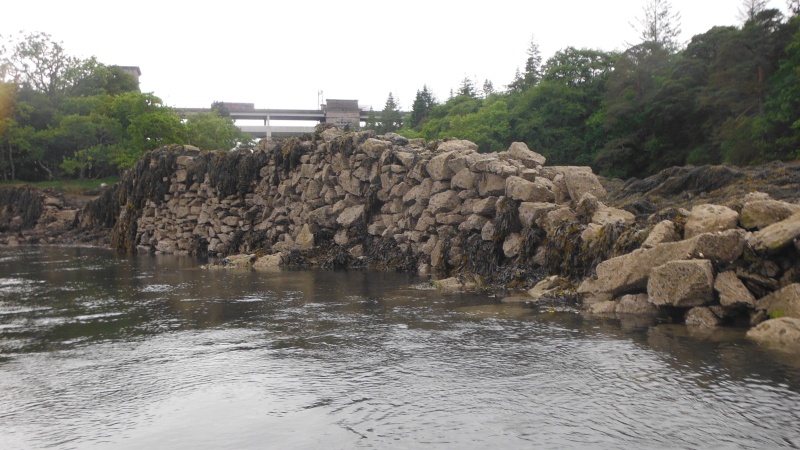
[323,99,361,129]
[117,66,141,86]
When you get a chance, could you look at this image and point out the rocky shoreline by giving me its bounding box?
[2,124,799,348]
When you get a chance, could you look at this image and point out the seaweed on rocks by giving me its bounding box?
[278,138,306,174]
[208,150,269,199]
[365,237,419,272]
[0,186,44,232]
[189,235,210,258]
[329,134,356,157]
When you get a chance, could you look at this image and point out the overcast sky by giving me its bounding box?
[1,0,791,113]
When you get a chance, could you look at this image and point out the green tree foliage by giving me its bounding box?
[408,85,436,128]
[377,92,402,134]
[184,111,252,151]
[631,0,682,51]
[398,11,800,179]
[0,32,249,181]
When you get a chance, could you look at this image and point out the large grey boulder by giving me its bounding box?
[507,142,546,168]
[756,283,800,319]
[590,301,618,314]
[337,205,365,228]
[452,168,479,190]
[563,167,607,201]
[427,190,461,215]
[641,220,676,249]
[749,212,800,253]
[590,229,745,295]
[436,139,478,153]
[714,271,756,308]
[616,293,659,315]
[505,176,555,203]
[254,253,282,271]
[477,173,507,197]
[472,197,498,216]
[746,317,800,347]
[648,259,714,307]
[591,205,635,226]
[518,202,559,228]
[362,139,391,158]
[428,151,457,181]
[740,199,800,230]
[685,307,722,327]
[295,224,314,250]
[684,204,740,238]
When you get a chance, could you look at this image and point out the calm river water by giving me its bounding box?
[1,247,799,449]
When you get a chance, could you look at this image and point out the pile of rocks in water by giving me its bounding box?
[572,191,800,346]
[0,186,86,246]
[4,123,800,349]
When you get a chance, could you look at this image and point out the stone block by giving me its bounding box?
[648,260,714,307]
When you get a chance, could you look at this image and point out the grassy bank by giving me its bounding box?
[0,177,120,195]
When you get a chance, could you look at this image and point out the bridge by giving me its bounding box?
[179,99,408,138]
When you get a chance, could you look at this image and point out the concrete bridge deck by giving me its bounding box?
[178,100,407,138]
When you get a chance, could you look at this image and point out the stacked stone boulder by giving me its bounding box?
[126,127,632,276]
[73,125,800,346]
[579,191,800,346]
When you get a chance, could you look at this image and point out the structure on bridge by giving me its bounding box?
[179,100,406,138]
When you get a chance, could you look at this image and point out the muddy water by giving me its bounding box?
[1,247,799,449]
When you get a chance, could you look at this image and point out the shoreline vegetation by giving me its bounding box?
[1,125,799,350]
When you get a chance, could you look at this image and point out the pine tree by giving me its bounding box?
[738,0,769,23]
[524,34,542,81]
[631,0,682,51]
[409,85,436,128]
[457,76,477,97]
[482,79,495,97]
[378,93,401,134]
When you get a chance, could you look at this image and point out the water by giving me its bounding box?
[1,247,799,449]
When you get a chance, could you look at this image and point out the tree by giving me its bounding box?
[378,93,402,133]
[631,0,683,51]
[507,35,543,92]
[1,32,95,98]
[789,0,800,15]
[457,76,477,98]
[364,107,377,131]
[409,85,436,128]
[482,79,495,97]
[184,111,251,150]
[524,34,543,81]
[738,0,769,24]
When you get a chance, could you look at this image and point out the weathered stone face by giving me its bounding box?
[685,204,740,238]
[648,260,714,307]
[756,284,800,319]
[616,294,659,315]
[749,212,800,254]
[746,317,800,347]
[714,271,756,308]
[685,307,722,327]
[740,199,800,230]
[641,220,676,249]
[505,176,555,203]
[507,142,546,168]
[427,190,461,215]
[562,167,607,201]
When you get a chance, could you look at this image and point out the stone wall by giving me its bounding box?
[110,125,633,280]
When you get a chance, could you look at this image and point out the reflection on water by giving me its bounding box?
[1,247,799,449]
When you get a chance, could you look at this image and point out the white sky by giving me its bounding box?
[1,0,791,112]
